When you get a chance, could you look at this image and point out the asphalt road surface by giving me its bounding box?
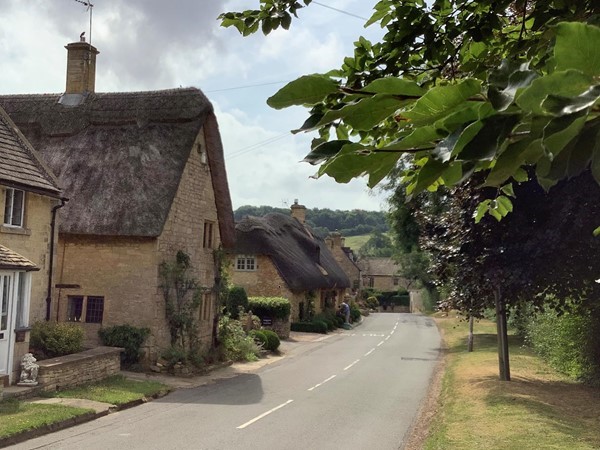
[11,313,440,450]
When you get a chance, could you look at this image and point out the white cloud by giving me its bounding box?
[0,0,389,212]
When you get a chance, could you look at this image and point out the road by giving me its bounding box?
[11,313,440,450]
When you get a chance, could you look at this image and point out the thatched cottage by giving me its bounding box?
[230,201,350,322]
[0,39,235,363]
[0,105,63,384]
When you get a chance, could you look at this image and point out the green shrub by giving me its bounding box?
[30,321,84,357]
[314,313,335,331]
[218,314,261,362]
[249,330,268,349]
[365,296,379,309]
[350,303,361,322]
[161,345,187,368]
[333,315,344,327]
[248,297,291,321]
[291,321,328,334]
[98,324,150,366]
[525,307,597,381]
[261,329,281,351]
[226,286,249,319]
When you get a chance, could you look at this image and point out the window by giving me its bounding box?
[201,293,212,321]
[393,276,399,286]
[236,255,256,271]
[368,277,375,288]
[3,188,25,227]
[85,296,104,323]
[0,275,10,332]
[67,296,84,322]
[203,221,214,248]
[15,272,30,328]
[67,295,104,323]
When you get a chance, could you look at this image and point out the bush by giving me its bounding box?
[350,303,361,322]
[261,329,281,351]
[30,321,84,357]
[314,313,335,331]
[525,305,600,383]
[161,345,187,368]
[291,321,328,334]
[226,286,249,319]
[248,296,291,321]
[249,330,268,349]
[218,314,261,362]
[365,296,379,309]
[98,324,151,366]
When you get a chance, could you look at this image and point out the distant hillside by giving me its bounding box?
[233,205,389,238]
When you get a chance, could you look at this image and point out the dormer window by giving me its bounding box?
[3,188,24,227]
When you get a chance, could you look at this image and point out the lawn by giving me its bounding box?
[0,375,169,441]
[423,313,600,450]
[51,375,170,405]
[0,399,91,438]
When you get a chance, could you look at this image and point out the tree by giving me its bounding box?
[358,230,394,257]
[220,1,600,221]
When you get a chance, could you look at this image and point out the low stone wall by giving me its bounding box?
[37,346,123,392]
[264,318,290,339]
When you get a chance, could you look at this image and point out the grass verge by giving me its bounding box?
[0,399,91,438]
[424,313,600,450]
[50,375,170,405]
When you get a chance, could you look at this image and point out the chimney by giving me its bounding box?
[64,36,99,94]
[330,231,344,248]
[290,199,306,224]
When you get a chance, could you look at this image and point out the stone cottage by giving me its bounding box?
[324,231,362,297]
[230,201,350,322]
[0,105,63,384]
[0,38,235,362]
[359,257,408,292]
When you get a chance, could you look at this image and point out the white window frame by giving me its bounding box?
[236,255,256,271]
[3,188,25,227]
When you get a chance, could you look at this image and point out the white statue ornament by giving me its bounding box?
[18,353,39,386]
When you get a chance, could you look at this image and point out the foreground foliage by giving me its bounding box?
[221,1,600,221]
[30,321,84,358]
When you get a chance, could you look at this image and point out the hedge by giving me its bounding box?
[248,296,291,320]
[291,321,328,334]
[261,329,281,351]
[98,324,150,365]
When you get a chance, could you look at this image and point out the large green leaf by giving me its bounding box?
[267,75,339,109]
[516,70,592,115]
[407,158,449,196]
[485,138,535,186]
[488,67,538,111]
[361,78,426,96]
[554,22,600,78]
[382,125,446,151]
[542,85,600,116]
[318,143,401,187]
[542,110,588,157]
[458,114,519,161]
[303,139,352,165]
[401,79,482,126]
[330,95,407,131]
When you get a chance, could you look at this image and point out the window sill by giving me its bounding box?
[0,225,31,236]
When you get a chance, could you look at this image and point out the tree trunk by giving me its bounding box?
[494,287,511,381]
[467,315,474,352]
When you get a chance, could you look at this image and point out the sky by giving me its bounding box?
[0,0,389,212]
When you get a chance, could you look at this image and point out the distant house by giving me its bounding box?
[230,201,350,322]
[324,231,362,295]
[0,38,235,362]
[0,105,63,384]
[358,257,408,292]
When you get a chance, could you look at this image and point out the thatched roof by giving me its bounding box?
[358,257,400,276]
[0,88,234,246]
[235,213,351,292]
[0,106,61,197]
[0,245,39,271]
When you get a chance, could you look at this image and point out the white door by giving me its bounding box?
[0,273,16,376]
